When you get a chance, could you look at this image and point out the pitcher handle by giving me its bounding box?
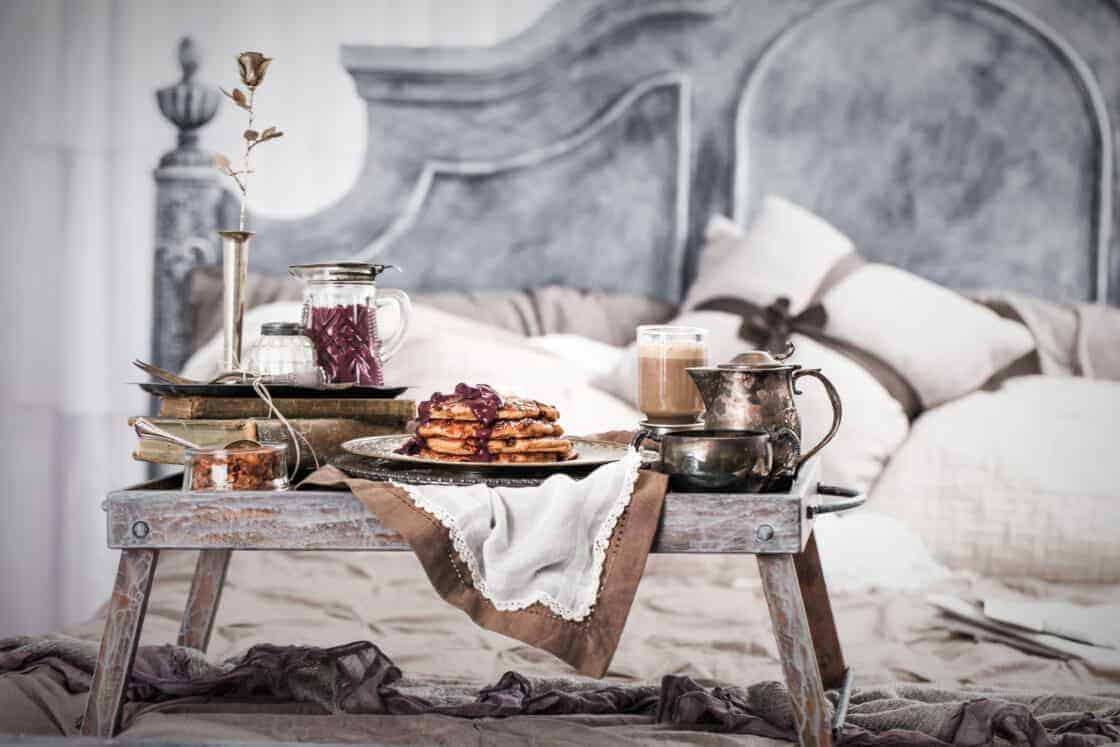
[757,434,784,492]
[630,429,654,451]
[375,288,412,363]
[792,368,843,468]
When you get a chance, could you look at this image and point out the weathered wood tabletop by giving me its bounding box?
[106,458,823,555]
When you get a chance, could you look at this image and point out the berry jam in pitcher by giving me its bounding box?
[288,262,412,386]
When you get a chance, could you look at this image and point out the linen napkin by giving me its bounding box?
[303,439,667,677]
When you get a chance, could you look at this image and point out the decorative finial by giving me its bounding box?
[178,37,199,83]
[156,36,220,166]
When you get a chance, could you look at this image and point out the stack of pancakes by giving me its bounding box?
[410,393,577,463]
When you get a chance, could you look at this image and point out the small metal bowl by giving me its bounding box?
[658,429,774,492]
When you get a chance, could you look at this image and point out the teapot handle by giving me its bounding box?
[792,368,843,468]
[375,288,412,363]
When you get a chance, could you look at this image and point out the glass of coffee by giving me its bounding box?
[636,325,708,425]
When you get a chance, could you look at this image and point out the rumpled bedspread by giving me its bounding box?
[3,636,1118,745]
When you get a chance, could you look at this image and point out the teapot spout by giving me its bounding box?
[685,366,721,409]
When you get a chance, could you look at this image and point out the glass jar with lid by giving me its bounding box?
[244,322,321,386]
[288,262,412,386]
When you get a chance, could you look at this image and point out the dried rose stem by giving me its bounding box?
[216,53,280,228]
[238,88,256,232]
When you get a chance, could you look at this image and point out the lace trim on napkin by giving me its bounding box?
[393,448,642,622]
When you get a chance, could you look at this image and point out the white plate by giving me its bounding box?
[342,434,628,470]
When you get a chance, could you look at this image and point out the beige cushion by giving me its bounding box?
[416,287,674,346]
[822,264,1035,408]
[683,197,1035,409]
[870,376,1120,582]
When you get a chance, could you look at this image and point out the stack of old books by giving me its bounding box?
[131,394,415,470]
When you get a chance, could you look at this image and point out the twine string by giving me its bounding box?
[234,369,322,477]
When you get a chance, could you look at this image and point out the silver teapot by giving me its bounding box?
[686,345,842,483]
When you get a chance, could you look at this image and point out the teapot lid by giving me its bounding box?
[718,342,798,371]
[289,262,396,283]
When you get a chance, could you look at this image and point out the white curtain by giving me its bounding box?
[0,0,553,637]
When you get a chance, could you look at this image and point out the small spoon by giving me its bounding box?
[132,359,244,386]
[133,418,262,451]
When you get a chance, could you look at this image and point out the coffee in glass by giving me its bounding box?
[636,325,708,425]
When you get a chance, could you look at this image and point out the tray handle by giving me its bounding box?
[806,483,865,518]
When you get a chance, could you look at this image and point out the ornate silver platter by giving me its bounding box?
[342,435,627,471]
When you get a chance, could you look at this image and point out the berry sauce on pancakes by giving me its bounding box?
[399,383,503,461]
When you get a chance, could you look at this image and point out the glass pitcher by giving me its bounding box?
[288,262,412,386]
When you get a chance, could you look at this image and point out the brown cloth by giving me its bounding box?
[301,433,668,679]
[3,636,1119,745]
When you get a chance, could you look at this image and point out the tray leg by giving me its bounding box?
[81,549,159,737]
[793,531,847,689]
[758,553,832,747]
[178,549,231,651]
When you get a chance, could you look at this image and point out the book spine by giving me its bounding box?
[158,397,415,421]
[131,418,402,470]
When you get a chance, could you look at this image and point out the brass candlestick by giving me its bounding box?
[219,230,253,371]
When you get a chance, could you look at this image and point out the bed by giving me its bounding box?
[7,0,1120,741]
[162,0,1120,576]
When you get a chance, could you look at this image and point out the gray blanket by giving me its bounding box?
[3,636,1118,745]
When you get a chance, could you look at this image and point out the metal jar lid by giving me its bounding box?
[260,321,305,336]
[288,262,395,283]
[717,342,799,371]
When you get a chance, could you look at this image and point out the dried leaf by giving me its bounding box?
[261,126,277,138]
[263,130,284,141]
[244,129,259,141]
[220,87,251,110]
[214,153,234,175]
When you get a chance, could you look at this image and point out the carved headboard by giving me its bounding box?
[152,0,1120,372]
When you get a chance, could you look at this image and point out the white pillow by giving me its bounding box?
[786,335,909,491]
[870,376,1120,583]
[599,196,913,491]
[595,311,908,492]
[685,195,1035,409]
[822,265,1035,407]
[526,334,626,381]
[683,196,854,313]
[181,300,524,381]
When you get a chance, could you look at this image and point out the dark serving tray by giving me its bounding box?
[330,452,596,487]
[138,382,409,399]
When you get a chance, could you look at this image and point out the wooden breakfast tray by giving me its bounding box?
[104,457,860,556]
[88,456,861,745]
